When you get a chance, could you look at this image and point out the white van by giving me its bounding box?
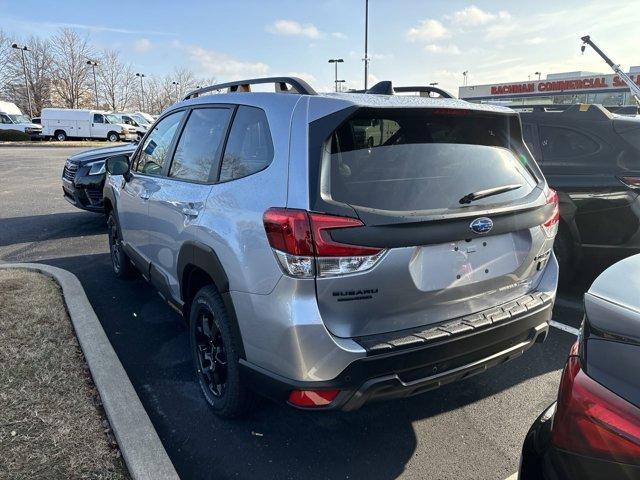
[0,101,42,139]
[111,112,151,140]
[41,108,138,142]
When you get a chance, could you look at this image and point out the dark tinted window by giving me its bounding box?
[134,111,184,176]
[219,106,273,182]
[93,114,104,123]
[325,109,537,212]
[169,108,232,182]
[522,123,542,161]
[540,125,599,158]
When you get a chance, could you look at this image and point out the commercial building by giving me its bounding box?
[459,68,640,106]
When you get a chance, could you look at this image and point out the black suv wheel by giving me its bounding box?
[107,212,134,279]
[190,285,254,418]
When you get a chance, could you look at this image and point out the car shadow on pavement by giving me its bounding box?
[0,211,106,247]
[38,252,573,480]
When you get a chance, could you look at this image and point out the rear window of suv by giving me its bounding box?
[322,108,539,212]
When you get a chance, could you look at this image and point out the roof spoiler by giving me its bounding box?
[349,81,455,98]
[183,76,317,100]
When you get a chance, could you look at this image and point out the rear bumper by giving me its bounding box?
[240,294,552,410]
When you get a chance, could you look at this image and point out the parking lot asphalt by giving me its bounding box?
[0,147,591,480]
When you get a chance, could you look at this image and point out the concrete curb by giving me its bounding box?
[0,263,179,480]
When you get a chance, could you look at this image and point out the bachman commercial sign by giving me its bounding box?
[459,73,640,99]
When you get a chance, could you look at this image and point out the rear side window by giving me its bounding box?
[134,111,185,176]
[219,106,273,182]
[540,125,599,158]
[323,109,538,212]
[169,108,232,183]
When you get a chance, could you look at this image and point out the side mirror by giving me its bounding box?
[105,154,130,176]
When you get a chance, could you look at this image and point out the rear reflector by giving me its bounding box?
[288,389,340,407]
[542,189,560,238]
[264,208,385,278]
[551,355,640,465]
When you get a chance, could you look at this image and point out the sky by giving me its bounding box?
[1,0,639,95]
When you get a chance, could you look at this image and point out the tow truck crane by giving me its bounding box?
[581,35,640,105]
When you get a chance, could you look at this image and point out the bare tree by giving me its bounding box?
[4,35,53,115]
[98,49,136,111]
[50,28,94,109]
[0,30,12,97]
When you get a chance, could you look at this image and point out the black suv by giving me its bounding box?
[62,143,136,213]
[517,104,640,275]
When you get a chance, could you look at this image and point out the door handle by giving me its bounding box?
[182,207,199,217]
[139,192,150,200]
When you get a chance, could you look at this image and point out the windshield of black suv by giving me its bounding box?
[323,108,539,212]
[8,114,31,124]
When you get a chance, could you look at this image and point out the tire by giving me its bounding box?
[55,130,67,142]
[107,212,134,279]
[554,225,575,284]
[107,131,120,142]
[190,285,254,418]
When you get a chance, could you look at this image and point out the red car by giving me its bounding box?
[519,254,640,479]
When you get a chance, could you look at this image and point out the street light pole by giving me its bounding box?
[136,73,145,111]
[87,60,99,109]
[336,79,346,92]
[11,43,33,117]
[462,70,469,86]
[172,81,180,100]
[535,71,542,81]
[364,0,369,90]
[328,59,344,92]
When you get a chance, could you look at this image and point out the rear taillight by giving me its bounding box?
[263,208,385,278]
[618,175,640,190]
[551,353,640,465]
[288,389,340,407]
[542,189,560,238]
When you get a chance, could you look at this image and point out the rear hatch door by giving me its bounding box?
[312,107,555,338]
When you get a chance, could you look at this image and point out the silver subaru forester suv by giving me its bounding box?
[104,77,559,417]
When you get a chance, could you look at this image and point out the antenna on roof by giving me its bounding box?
[366,81,393,95]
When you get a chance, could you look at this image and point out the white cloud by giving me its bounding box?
[133,38,152,53]
[424,44,461,55]
[451,5,511,26]
[407,19,449,42]
[266,19,321,39]
[288,72,316,84]
[176,42,269,78]
[331,32,347,39]
[525,37,545,45]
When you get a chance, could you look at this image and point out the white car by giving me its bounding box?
[0,101,42,139]
[41,108,137,142]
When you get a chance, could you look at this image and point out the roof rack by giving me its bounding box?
[183,76,317,100]
[347,81,454,98]
[394,86,454,98]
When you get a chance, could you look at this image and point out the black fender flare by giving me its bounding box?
[177,241,245,358]
[177,241,230,296]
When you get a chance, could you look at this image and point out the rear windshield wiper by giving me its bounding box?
[459,184,522,205]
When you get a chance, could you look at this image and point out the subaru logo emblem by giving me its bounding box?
[470,217,493,235]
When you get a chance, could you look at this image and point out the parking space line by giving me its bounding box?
[550,320,580,336]
[503,472,518,480]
